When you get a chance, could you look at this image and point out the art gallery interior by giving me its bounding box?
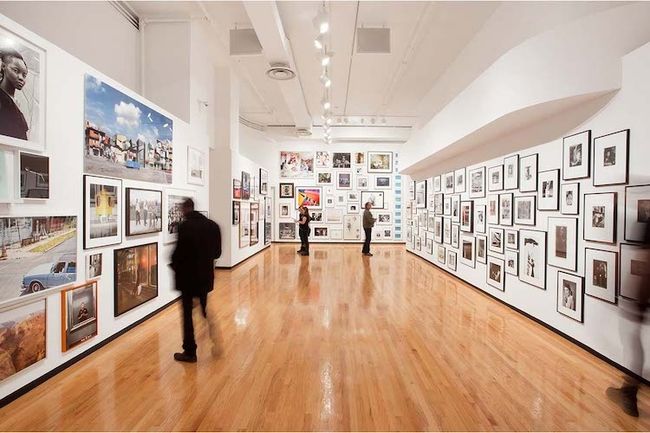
[1,0,650,430]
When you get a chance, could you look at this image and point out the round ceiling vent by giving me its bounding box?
[266,63,296,80]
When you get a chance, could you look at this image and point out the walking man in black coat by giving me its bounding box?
[171,198,221,363]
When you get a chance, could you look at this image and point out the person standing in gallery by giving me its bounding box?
[0,48,29,140]
[362,202,376,256]
[171,198,222,363]
[607,224,650,417]
[297,205,311,256]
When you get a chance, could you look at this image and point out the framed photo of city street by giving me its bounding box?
[585,247,617,304]
[84,74,173,183]
[0,299,46,381]
[593,129,629,187]
[84,175,121,249]
[125,188,162,236]
[0,24,46,152]
[562,130,591,180]
[19,152,49,199]
[547,217,578,271]
[0,216,77,305]
[61,281,98,351]
[624,184,650,242]
[114,242,158,316]
[584,192,616,244]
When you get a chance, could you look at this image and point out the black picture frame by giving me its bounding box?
[593,129,630,187]
[624,184,650,242]
[519,153,539,193]
[537,169,560,211]
[460,200,474,233]
[560,182,580,215]
[241,171,251,200]
[499,192,514,226]
[513,195,536,226]
[113,242,159,317]
[562,129,591,180]
[503,154,520,190]
[556,271,585,323]
[124,187,163,236]
[584,247,618,305]
[583,192,617,244]
[547,216,578,272]
[518,228,547,290]
[279,182,294,198]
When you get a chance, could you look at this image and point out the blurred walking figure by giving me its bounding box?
[607,224,650,417]
[297,205,311,256]
[171,198,222,363]
[362,202,376,256]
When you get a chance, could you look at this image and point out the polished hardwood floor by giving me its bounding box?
[0,243,648,431]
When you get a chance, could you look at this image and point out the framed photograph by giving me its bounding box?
[337,172,352,189]
[437,245,446,265]
[594,129,629,186]
[19,152,49,199]
[251,175,257,200]
[233,179,242,199]
[259,168,269,195]
[376,212,392,225]
[562,130,591,180]
[239,201,250,246]
[514,195,536,226]
[326,207,343,223]
[316,172,332,185]
[443,172,454,194]
[353,152,365,166]
[241,171,251,200]
[625,184,650,242]
[416,237,422,251]
[620,243,648,301]
[233,201,241,225]
[560,183,580,215]
[296,186,322,209]
[280,151,314,178]
[61,281,98,351]
[487,194,499,225]
[451,224,460,248]
[499,193,513,226]
[356,176,369,190]
[443,196,451,216]
[343,214,362,240]
[361,191,385,209]
[187,147,206,185]
[315,151,331,168]
[519,154,538,193]
[125,188,162,236]
[584,192,617,243]
[447,250,458,271]
[313,226,328,239]
[505,229,518,250]
[348,203,360,213]
[460,235,475,268]
[425,237,434,255]
[434,175,441,192]
[504,154,519,190]
[469,166,486,199]
[336,193,346,207]
[488,165,504,191]
[519,229,547,289]
[434,193,444,215]
[538,169,559,211]
[84,175,122,249]
[487,256,505,291]
[86,253,102,279]
[415,180,427,208]
[164,189,194,244]
[476,235,487,264]
[347,191,359,203]
[367,151,392,173]
[114,242,158,316]
[557,272,584,322]
[454,168,466,193]
[548,217,578,271]
[585,247,617,304]
[0,300,46,381]
[84,74,172,183]
[0,148,16,203]
[250,203,259,245]
[279,182,294,198]
[434,216,444,243]
[310,210,324,222]
[278,222,296,240]
[505,250,518,276]
[489,227,504,254]
[451,195,460,223]
[375,175,391,189]
[330,228,343,240]
[443,217,452,245]
[460,200,473,232]
[474,205,486,234]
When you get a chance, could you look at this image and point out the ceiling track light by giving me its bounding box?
[313,6,329,35]
[314,34,325,50]
[322,99,331,111]
[320,73,331,88]
[321,52,332,67]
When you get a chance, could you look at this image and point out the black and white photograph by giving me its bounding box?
[337,172,352,189]
[519,229,547,290]
[519,153,538,193]
[460,200,473,232]
[434,216,443,243]
[460,235,475,268]
[625,184,650,242]
[164,189,194,244]
[353,152,365,166]
[333,152,352,168]
[361,191,385,209]
[451,224,460,248]
[454,168,466,193]
[443,196,451,216]
[310,211,323,222]
[19,152,49,199]
[538,169,560,211]
[620,243,647,301]
[367,151,392,173]
[451,195,460,223]
[560,183,580,215]
[317,172,333,185]
[375,175,391,189]
[0,23,46,151]
[434,193,443,215]
[84,175,122,249]
[487,256,505,291]
[315,151,331,168]
[125,188,162,236]
[474,204,486,233]
[425,237,434,255]
[585,247,617,303]
[499,193,513,226]
[279,182,294,198]
[187,147,206,186]
[447,250,457,271]
[233,201,241,225]
[548,217,578,271]
[415,180,427,208]
[348,203,359,213]
[62,281,98,351]
[584,192,616,243]
[347,191,359,203]
[476,235,487,264]
[356,176,369,189]
[435,245,445,264]
[488,165,504,191]
[443,217,452,245]
[504,154,519,190]
[279,222,296,240]
[505,250,518,276]
[487,194,499,225]
[505,229,518,251]
[444,172,454,194]
[469,166,486,199]
[313,226,329,239]
[514,195,536,226]
[377,213,392,225]
[433,175,441,192]
[557,272,584,322]
[489,227,504,254]
[86,253,102,279]
[563,130,591,180]
[594,129,629,186]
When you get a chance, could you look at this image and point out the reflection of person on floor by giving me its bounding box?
[77,302,89,323]
[171,198,222,363]
[608,225,650,417]
[0,48,29,140]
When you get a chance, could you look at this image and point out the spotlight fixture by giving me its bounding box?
[322,99,331,111]
[314,34,325,50]
[320,73,331,88]
[321,52,332,66]
[313,7,329,34]
[325,117,333,125]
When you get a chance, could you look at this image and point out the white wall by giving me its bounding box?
[0,14,209,401]
[405,40,650,379]
[0,1,141,93]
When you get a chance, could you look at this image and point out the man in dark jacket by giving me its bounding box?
[362,202,376,256]
[171,198,221,363]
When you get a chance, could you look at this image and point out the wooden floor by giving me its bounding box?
[0,243,648,431]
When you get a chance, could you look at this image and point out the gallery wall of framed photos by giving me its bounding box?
[272,143,404,243]
[404,40,650,379]
[0,15,209,399]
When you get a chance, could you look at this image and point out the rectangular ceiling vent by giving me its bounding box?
[356,28,390,54]
[230,28,263,56]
